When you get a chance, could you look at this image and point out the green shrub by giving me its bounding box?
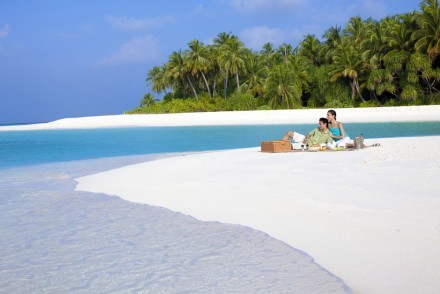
[383,99,402,106]
[227,92,259,111]
[162,92,174,102]
[421,93,440,105]
[308,65,351,107]
[359,100,381,107]
[307,89,326,108]
[323,100,354,108]
[201,96,229,112]
[256,105,272,110]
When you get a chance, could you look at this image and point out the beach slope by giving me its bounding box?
[76,136,440,294]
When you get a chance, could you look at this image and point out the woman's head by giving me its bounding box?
[327,109,337,121]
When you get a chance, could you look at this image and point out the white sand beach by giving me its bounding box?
[75,136,440,294]
[1,105,439,130]
[4,106,439,293]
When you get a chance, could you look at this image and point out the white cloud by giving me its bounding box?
[100,35,160,65]
[240,26,286,49]
[240,25,322,49]
[357,0,387,19]
[229,0,307,13]
[193,4,216,18]
[107,16,173,30]
[0,24,10,38]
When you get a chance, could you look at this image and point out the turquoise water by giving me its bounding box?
[2,121,438,292]
[0,156,350,292]
[0,122,439,169]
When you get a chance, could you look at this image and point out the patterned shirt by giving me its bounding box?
[306,128,333,145]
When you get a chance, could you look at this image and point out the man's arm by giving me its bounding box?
[303,134,311,144]
[304,129,316,144]
[282,131,294,140]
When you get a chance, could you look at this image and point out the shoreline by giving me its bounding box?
[75,135,440,293]
[0,156,351,292]
[5,106,440,292]
[1,105,439,131]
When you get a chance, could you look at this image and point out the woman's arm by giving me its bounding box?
[338,122,346,138]
[328,131,335,138]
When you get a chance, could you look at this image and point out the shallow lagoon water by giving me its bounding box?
[1,122,439,169]
[1,121,439,292]
[0,155,349,293]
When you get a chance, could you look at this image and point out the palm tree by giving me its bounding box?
[242,51,266,97]
[299,34,322,65]
[365,68,397,99]
[214,32,235,99]
[361,20,389,70]
[219,36,247,94]
[264,63,302,109]
[140,93,159,107]
[330,40,367,102]
[277,43,294,66]
[364,14,417,101]
[260,42,277,67]
[213,32,234,46]
[360,14,415,100]
[166,50,198,99]
[184,40,212,97]
[289,51,312,94]
[412,0,440,63]
[407,52,440,96]
[322,25,342,63]
[205,44,221,97]
[345,16,370,48]
[146,65,168,94]
[383,14,415,71]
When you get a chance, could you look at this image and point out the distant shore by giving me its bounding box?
[1,105,439,131]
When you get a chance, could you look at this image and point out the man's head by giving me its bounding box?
[318,117,329,130]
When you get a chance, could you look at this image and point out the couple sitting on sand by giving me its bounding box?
[282,109,351,148]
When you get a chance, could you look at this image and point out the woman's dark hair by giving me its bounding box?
[327,109,337,119]
[319,117,329,128]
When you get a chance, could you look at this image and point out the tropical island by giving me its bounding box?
[129,0,439,114]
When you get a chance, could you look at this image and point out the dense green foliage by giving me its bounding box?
[129,0,440,114]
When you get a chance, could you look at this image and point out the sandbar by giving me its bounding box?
[4,106,439,293]
[75,135,440,293]
[1,105,439,131]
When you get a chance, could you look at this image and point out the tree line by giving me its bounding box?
[129,0,440,114]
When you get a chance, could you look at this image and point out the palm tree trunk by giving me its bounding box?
[236,72,241,93]
[212,74,217,96]
[354,79,365,102]
[224,70,228,100]
[350,80,356,100]
[371,90,377,100]
[200,71,212,97]
[187,76,199,100]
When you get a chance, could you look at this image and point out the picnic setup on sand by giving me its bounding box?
[261,111,381,153]
[260,136,377,153]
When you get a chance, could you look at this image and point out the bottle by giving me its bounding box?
[354,137,360,149]
[360,134,364,148]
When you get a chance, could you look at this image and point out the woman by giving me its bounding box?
[326,109,351,147]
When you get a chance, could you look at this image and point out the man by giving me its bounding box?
[282,117,333,146]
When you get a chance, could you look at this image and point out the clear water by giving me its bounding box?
[0,155,350,293]
[1,121,439,292]
[1,122,439,169]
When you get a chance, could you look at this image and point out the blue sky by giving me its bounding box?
[0,0,420,124]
